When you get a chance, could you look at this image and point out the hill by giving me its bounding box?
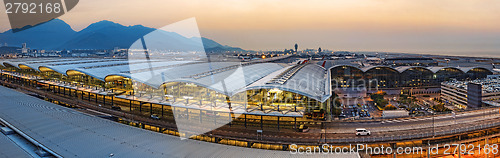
[0,19,245,52]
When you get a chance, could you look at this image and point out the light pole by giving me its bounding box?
[452,111,456,125]
[432,111,435,137]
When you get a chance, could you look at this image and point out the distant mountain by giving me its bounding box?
[0,19,245,52]
[59,20,156,50]
[0,19,76,49]
[191,37,245,52]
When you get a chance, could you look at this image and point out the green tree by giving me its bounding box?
[432,103,451,112]
[371,91,389,110]
[384,104,397,110]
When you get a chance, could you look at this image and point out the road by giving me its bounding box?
[326,109,499,134]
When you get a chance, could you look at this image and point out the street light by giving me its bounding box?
[452,111,456,125]
[431,111,435,137]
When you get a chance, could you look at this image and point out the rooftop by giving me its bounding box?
[1,57,331,102]
[0,86,356,158]
[442,77,500,93]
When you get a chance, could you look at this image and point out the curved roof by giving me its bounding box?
[142,62,286,96]
[37,60,131,77]
[427,67,465,73]
[243,64,331,102]
[361,66,399,73]
[330,65,401,73]
[105,62,331,102]
[18,63,38,70]
[2,58,493,103]
[101,61,316,100]
[396,66,434,74]
[460,67,494,74]
[2,58,94,70]
[329,65,492,75]
[329,64,363,72]
[2,61,22,69]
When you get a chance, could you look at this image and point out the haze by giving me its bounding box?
[1,0,500,55]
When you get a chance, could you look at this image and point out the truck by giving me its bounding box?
[382,110,409,119]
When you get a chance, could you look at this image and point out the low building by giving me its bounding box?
[383,57,438,66]
[365,57,382,64]
[382,110,409,118]
[441,78,500,108]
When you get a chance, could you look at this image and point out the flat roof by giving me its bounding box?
[384,57,434,61]
[0,86,357,158]
[0,133,32,158]
[442,78,500,93]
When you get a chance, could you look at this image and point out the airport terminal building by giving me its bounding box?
[0,57,495,127]
[330,65,493,97]
[0,57,332,131]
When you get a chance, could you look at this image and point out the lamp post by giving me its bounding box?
[431,111,435,137]
[452,111,456,125]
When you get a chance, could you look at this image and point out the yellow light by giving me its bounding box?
[262,55,266,59]
[269,88,282,93]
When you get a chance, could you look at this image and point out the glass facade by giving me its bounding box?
[466,68,493,80]
[157,82,325,114]
[364,67,400,89]
[330,66,494,89]
[330,66,364,88]
[400,67,434,87]
[434,68,464,83]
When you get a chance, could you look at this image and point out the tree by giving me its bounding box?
[432,103,451,112]
[332,107,342,116]
[384,104,397,110]
[371,91,389,110]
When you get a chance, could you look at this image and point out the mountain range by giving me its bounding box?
[0,19,244,52]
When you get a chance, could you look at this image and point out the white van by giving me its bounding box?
[356,128,370,136]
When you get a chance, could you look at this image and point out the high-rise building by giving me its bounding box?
[467,82,483,108]
[21,43,28,54]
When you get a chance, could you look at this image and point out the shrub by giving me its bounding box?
[432,103,451,112]
[371,91,389,110]
[384,104,397,110]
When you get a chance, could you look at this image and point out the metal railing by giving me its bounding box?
[325,120,500,143]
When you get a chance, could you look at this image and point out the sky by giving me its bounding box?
[1,0,500,55]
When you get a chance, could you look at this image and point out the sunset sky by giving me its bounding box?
[1,0,500,55]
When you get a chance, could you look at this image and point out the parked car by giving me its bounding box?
[298,125,309,132]
[150,114,160,120]
[111,106,121,111]
[356,128,371,136]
